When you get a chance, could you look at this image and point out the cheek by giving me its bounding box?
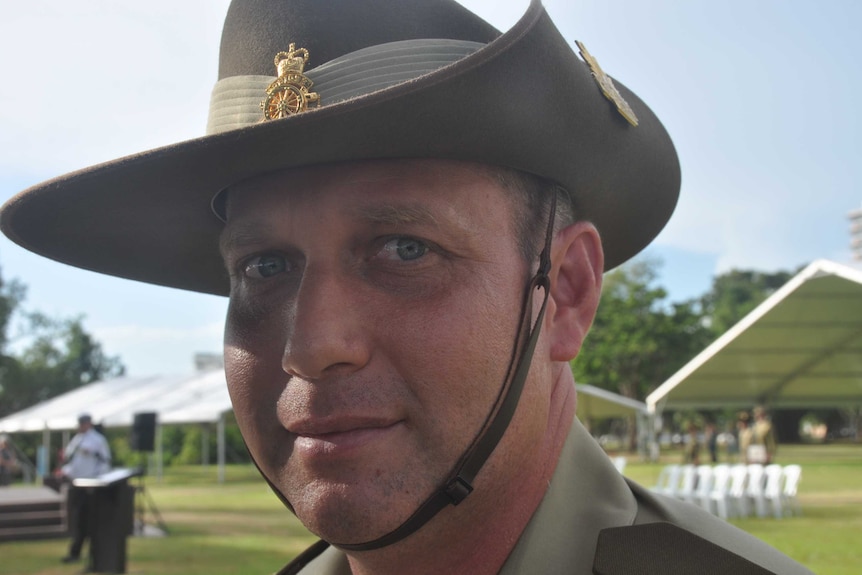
[224,289,292,377]
[386,278,523,429]
[223,326,286,454]
[224,284,292,348]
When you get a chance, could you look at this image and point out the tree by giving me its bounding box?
[0,271,28,417]
[572,257,711,401]
[0,273,26,351]
[0,267,125,418]
[699,268,797,337]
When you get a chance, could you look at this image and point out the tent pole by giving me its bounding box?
[648,411,658,462]
[156,424,163,482]
[43,426,51,475]
[202,424,210,467]
[217,413,225,484]
[649,402,665,462]
[636,412,646,461]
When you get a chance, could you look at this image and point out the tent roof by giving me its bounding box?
[576,384,646,420]
[647,259,862,413]
[0,369,232,433]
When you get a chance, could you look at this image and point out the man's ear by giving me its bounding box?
[546,221,603,361]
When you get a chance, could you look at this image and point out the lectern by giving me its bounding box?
[73,467,142,574]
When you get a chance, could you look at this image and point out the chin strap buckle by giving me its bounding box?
[444,476,474,506]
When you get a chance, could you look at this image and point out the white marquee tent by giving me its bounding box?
[0,370,232,432]
[647,259,862,414]
[0,369,235,481]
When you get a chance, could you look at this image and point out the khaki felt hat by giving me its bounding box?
[0,0,680,297]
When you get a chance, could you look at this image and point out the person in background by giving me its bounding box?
[751,405,778,464]
[704,421,719,463]
[725,420,740,462]
[0,435,17,486]
[738,411,754,464]
[58,414,111,564]
[683,421,701,465]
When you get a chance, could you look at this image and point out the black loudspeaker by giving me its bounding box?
[130,412,157,452]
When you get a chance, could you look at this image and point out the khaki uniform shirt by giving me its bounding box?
[739,426,754,459]
[753,419,778,461]
[280,417,812,574]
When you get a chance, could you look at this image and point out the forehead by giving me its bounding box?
[221,159,514,220]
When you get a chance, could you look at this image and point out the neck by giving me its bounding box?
[345,364,576,575]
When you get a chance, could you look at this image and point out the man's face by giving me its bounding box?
[220,160,553,543]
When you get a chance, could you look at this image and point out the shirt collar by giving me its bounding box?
[499,416,638,574]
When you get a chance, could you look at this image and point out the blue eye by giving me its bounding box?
[243,254,287,278]
[382,238,428,261]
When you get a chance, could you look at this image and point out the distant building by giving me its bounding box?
[194,352,224,372]
[849,207,862,261]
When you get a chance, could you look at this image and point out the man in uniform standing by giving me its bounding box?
[2,1,812,573]
[751,406,778,465]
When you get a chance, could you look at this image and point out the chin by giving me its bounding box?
[297,486,392,543]
[289,472,429,544]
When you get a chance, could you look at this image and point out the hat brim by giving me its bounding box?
[0,0,679,297]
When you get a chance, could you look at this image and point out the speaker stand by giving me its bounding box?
[134,469,169,536]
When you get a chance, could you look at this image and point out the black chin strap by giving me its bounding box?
[335,194,558,552]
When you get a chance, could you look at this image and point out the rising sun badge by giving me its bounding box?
[575,41,638,127]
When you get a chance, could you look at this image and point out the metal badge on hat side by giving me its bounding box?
[575,41,638,127]
[260,44,321,120]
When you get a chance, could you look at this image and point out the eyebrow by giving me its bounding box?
[219,221,268,256]
[353,203,441,227]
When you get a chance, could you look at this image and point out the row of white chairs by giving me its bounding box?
[650,463,801,520]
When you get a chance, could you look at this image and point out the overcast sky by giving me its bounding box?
[1,0,860,376]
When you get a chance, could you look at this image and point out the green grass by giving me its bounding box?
[3,443,860,574]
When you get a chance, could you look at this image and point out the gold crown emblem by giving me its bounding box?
[275,45,310,75]
[575,41,638,127]
[260,43,321,120]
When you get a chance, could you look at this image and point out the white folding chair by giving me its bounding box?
[693,464,715,510]
[727,464,750,518]
[651,464,681,497]
[612,456,627,474]
[675,464,697,503]
[781,464,802,516]
[763,464,784,518]
[745,464,766,517]
[706,464,732,519]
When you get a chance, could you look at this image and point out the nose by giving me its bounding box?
[282,265,371,381]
